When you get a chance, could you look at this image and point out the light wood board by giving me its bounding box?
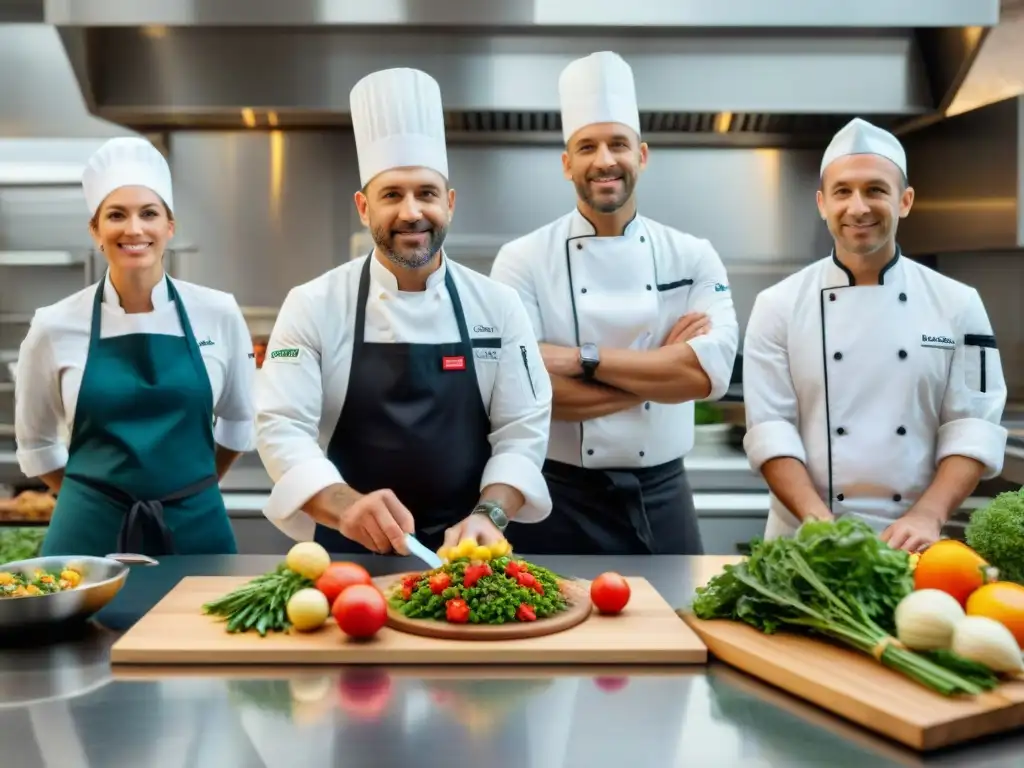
[683,614,1024,751]
[109,575,707,666]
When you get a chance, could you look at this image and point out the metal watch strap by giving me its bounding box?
[473,500,508,531]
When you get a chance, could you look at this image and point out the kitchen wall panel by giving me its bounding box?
[166,131,359,308]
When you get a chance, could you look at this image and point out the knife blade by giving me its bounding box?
[404,533,443,569]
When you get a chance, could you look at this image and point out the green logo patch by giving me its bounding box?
[270,348,300,359]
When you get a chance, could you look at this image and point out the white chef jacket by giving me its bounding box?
[490,208,739,469]
[254,253,554,542]
[743,251,1008,538]
[14,273,257,478]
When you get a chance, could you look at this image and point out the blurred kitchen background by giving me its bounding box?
[2,0,1023,556]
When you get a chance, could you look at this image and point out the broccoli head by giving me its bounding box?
[965,488,1024,585]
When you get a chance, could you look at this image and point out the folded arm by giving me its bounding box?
[742,290,832,523]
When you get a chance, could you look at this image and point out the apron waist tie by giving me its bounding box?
[602,470,656,552]
[69,473,220,556]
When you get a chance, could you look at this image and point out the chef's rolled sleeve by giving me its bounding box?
[212,295,257,453]
[936,288,1008,478]
[255,287,340,541]
[483,290,554,522]
[741,290,808,471]
[14,312,69,477]
[684,240,739,401]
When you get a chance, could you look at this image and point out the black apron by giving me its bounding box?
[313,256,492,554]
[506,458,704,555]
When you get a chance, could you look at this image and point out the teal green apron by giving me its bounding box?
[41,275,237,557]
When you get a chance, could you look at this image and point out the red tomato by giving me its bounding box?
[516,603,536,622]
[428,572,451,594]
[591,572,630,614]
[316,562,373,606]
[332,584,387,638]
[446,598,470,623]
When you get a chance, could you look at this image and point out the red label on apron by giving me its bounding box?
[442,356,466,371]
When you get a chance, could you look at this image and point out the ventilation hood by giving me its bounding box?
[45,0,1001,145]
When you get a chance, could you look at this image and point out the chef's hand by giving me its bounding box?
[307,485,414,554]
[662,312,710,345]
[881,510,942,553]
[441,512,506,552]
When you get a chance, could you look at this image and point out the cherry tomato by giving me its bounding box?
[591,572,630,614]
[516,603,537,622]
[446,598,470,623]
[316,562,373,606]
[428,572,451,594]
[332,584,387,638]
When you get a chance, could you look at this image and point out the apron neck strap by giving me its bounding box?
[353,254,473,351]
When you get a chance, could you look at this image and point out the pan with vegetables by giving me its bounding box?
[0,555,128,633]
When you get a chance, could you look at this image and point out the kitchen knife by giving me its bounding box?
[404,533,443,569]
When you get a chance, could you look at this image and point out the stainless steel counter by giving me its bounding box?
[1,554,1021,767]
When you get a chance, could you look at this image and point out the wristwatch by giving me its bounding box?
[579,343,600,380]
[473,500,509,532]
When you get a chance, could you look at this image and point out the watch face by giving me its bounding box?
[581,343,599,362]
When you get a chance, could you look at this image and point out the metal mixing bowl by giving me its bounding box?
[0,555,129,633]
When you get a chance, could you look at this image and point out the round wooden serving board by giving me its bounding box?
[373,572,593,641]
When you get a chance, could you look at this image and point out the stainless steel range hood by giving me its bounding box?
[45,0,1002,146]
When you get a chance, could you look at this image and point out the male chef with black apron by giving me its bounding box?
[743,118,1008,552]
[490,52,739,555]
[254,67,553,555]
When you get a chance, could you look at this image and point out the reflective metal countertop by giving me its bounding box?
[2,555,1022,767]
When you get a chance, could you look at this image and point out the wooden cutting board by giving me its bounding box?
[682,614,1024,751]
[109,574,706,665]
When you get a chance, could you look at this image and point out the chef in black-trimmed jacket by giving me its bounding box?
[743,117,1008,553]
[490,51,739,555]
[254,67,553,555]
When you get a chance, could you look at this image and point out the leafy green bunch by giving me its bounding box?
[690,517,999,696]
[390,556,568,624]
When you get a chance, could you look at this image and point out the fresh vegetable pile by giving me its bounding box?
[388,539,568,624]
[690,518,1006,696]
[894,537,1024,673]
[202,542,388,639]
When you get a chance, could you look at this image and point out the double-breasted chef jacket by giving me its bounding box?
[254,252,554,544]
[14,273,257,555]
[743,248,1008,539]
[490,208,739,554]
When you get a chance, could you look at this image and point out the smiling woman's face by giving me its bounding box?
[90,185,175,272]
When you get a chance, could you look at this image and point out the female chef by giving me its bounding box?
[14,136,256,557]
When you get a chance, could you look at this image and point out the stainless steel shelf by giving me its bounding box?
[0,251,84,267]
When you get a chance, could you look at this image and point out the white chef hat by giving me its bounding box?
[82,137,174,217]
[558,51,641,144]
[350,67,449,188]
[820,117,907,178]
